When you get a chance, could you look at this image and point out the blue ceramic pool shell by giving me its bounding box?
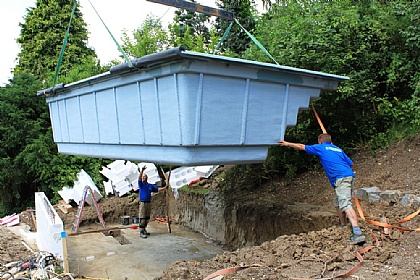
[38,47,349,165]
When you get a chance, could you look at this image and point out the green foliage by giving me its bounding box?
[239,0,420,181]
[173,0,212,42]
[0,73,46,215]
[168,5,221,53]
[220,164,265,193]
[247,1,418,144]
[370,87,420,149]
[15,129,109,204]
[0,73,107,213]
[0,0,106,216]
[215,0,257,54]
[15,0,96,84]
[121,15,169,58]
[178,185,208,195]
[168,24,220,53]
[57,55,105,84]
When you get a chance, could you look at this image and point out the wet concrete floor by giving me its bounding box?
[67,222,224,280]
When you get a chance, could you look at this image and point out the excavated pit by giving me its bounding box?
[62,188,337,251]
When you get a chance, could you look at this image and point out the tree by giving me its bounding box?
[121,15,169,58]
[215,0,257,54]
[244,0,419,145]
[172,0,212,42]
[0,73,46,215]
[168,0,220,53]
[0,0,106,215]
[14,0,96,83]
[226,0,420,181]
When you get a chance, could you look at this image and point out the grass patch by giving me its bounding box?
[178,185,209,195]
[370,123,420,150]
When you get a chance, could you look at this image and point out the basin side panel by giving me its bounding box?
[65,96,84,143]
[95,88,119,143]
[79,93,100,143]
[245,81,287,144]
[286,86,321,128]
[157,75,183,145]
[199,75,246,145]
[115,82,145,145]
[138,79,163,144]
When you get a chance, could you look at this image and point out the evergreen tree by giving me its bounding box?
[215,0,257,54]
[0,0,105,215]
[14,0,96,82]
[0,73,46,215]
[171,0,212,46]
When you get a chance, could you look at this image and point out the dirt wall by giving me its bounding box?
[153,189,337,249]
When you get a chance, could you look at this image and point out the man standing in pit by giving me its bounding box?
[138,165,167,238]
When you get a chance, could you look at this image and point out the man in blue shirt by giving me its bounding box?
[138,165,167,238]
[278,133,366,245]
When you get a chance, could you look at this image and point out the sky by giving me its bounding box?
[0,0,265,86]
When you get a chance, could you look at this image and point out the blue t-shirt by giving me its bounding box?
[305,142,355,188]
[138,180,159,202]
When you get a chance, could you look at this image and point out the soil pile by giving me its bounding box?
[1,133,419,279]
[155,133,420,279]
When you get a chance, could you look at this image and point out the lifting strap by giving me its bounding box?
[354,194,420,231]
[213,21,234,54]
[311,103,328,134]
[213,17,279,65]
[52,0,134,93]
[86,0,133,67]
[234,18,279,65]
[52,0,78,92]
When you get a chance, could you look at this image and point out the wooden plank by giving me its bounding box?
[57,200,73,214]
[61,232,69,273]
[146,0,234,20]
[68,225,137,236]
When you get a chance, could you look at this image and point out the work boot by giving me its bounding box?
[140,230,147,239]
[348,234,366,245]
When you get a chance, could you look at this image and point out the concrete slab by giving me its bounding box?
[67,222,224,280]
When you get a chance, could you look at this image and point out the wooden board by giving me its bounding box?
[146,0,234,20]
[57,200,73,214]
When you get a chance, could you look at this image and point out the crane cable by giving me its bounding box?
[51,0,78,92]
[52,0,133,93]
[86,0,133,67]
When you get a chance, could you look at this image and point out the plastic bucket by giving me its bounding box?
[132,216,139,224]
[121,216,130,226]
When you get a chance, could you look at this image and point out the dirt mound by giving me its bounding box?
[0,226,33,266]
[2,133,420,279]
[154,133,420,279]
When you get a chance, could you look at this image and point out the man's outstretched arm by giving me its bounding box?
[278,140,306,151]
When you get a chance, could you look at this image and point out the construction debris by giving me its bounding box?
[0,214,19,227]
[55,161,219,203]
[56,201,73,214]
[58,170,102,206]
[100,160,219,198]
[0,251,61,280]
